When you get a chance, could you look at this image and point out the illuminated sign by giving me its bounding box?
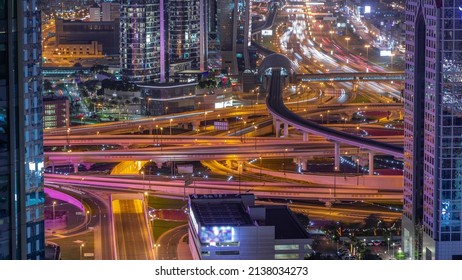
[380,50,392,57]
[364,6,371,14]
[262,30,273,36]
[199,226,236,243]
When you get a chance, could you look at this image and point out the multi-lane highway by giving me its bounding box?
[112,199,154,260]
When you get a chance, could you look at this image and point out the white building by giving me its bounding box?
[188,194,314,260]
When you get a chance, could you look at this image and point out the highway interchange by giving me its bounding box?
[45,2,405,260]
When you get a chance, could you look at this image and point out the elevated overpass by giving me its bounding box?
[266,68,403,160]
[296,72,405,82]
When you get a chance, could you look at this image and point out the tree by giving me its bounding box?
[131,97,140,104]
[44,79,53,92]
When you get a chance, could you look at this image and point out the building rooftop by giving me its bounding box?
[263,206,310,240]
[191,202,253,227]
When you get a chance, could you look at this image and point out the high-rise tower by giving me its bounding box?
[120,0,165,82]
[218,0,252,74]
[0,0,45,259]
[403,0,462,260]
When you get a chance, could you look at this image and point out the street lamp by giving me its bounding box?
[86,210,90,230]
[283,148,288,175]
[356,158,360,185]
[387,237,390,256]
[254,125,258,151]
[169,118,173,135]
[364,44,370,60]
[52,201,56,220]
[320,114,323,124]
[259,156,263,182]
[204,112,208,131]
[334,166,338,199]
[165,106,168,115]
[80,243,85,260]
[345,37,351,51]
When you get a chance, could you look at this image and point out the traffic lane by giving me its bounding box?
[113,200,154,260]
[157,224,188,260]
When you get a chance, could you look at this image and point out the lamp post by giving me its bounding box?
[392,243,395,258]
[334,166,338,200]
[320,114,323,124]
[364,44,370,60]
[204,112,208,131]
[283,148,288,175]
[52,201,56,220]
[254,125,258,151]
[169,118,173,135]
[80,243,85,260]
[356,158,360,185]
[86,210,89,230]
[160,127,163,151]
[387,237,390,257]
[165,106,168,115]
[259,156,262,182]
[345,37,351,51]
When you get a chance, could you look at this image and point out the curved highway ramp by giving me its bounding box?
[266,68,403,158]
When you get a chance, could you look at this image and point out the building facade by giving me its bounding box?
[56,19,120,55]
[188,194,313,260]
[403,0,462,260]
[43,96,70,129]
[218,0,252,74]
[0,0,45,259]
[120,0,165,82]
[167,0,202,69]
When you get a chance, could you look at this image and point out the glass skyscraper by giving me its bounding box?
[403,0,462,260]
[168,0,201,69]
[120,0,164,82]
[0,0,45,259]
[218,0,252,74]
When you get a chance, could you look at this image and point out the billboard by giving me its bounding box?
[380,50,392,56]
[199,226,236,243]
[262,30,273,36]
[364,6,371,14]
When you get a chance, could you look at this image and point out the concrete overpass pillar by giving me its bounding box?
[303,133,309,142]
[283,123,289,137]
[73,162,79,174]
[273,119,280,137]
[83,163,93,171]
[352,79,359,92]
[237,161,245,173]
[334,142,340,171]
[301,159,307,171]
[192,121,200,131]
[368,152,375,175]
[51,161,55,174]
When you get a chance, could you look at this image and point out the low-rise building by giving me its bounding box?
[188,194,314,260]
[44,95,69,129]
